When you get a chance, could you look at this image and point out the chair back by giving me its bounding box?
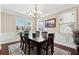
[24,31,29,34]
[24,33,29,44]
[46,33,54,49]
[36,31,40,37]
[32,33,36,38]
[20,32,24,47]
[20,32,23,40]
[42,31,47,39]
[48,33,54,40]
[24,33,29,39]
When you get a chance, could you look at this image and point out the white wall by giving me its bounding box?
[0,32,20,44]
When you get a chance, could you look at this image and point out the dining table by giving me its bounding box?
[29,37,50,55]
[23,32,53,55]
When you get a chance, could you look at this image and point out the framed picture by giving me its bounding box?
[45,18,56,28]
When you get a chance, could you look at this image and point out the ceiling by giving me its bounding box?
[1,4,79,17]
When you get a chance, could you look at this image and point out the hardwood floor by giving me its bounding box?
[0,41,78,55]
[54,43,78,55]
[0,41,19,55]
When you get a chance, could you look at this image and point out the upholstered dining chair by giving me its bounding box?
[48,33,54,54]
[42,31,48,39]
[24,33,37,55]
[32,33,36,38]
[40,33,54,55]
[36,31,40,37]
[20,32,25,51]
[76,45,79,54]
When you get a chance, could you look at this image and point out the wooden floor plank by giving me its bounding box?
[0,41,78,55]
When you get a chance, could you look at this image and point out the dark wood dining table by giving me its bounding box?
[29,37,49,55]
[23,33,53,55]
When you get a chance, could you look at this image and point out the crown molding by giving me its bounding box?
[1,5,79,19]
[43,5,79,18]
[1,8,30,19]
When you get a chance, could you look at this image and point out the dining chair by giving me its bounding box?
[42,31,48,39]
[23,33,29,54]
[24,33,37,55]
[20,32,25,51]
[36,31,40,37]
[48,33,54,54]
[40,33,54,55]
[24,31,29,34]
[32,33,36,38]
[76,45,79,54]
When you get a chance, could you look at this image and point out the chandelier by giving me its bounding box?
[29,4,42,19]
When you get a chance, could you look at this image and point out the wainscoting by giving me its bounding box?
[0,32,20,44]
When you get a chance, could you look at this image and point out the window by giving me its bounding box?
[57,11,76,44]
[36,18,45,31]
[16,17,32,32]
[59,11,76,33]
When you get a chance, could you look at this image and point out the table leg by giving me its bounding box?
[37,44,41,55]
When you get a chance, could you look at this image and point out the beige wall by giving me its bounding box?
[0,12,1,35]
[76,7,79,30]
[0,5,1,36]
[1,12,16,33]
[44,15,59,33]
[31,17,37,32]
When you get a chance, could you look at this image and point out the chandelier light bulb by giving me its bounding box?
[29,4,42,19]
[38,10,42,15]
[32,9,36,14]
[29,12,32,16]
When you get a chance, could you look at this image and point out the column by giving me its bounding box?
[31,17,37,33]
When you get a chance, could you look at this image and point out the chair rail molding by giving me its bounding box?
[1,8,29,18]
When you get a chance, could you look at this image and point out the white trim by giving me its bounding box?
[44,5,78,18]
[1,5,79,18]
[1,8,29,19]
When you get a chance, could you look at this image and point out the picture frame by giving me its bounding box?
[45,18,56,28]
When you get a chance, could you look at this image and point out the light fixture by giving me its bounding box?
[29,4,42,19]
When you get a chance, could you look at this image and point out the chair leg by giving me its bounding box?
[24,44,27,54]
[32,47,34,50]
[51,47,53,55]
[28,48,30,55]
[20,43,22,48]
[46,49,48,55]
[20,41,22,48]
[22,43,24,51]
